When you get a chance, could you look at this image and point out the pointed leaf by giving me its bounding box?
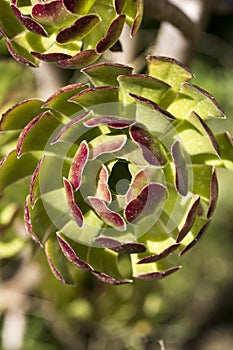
[180,220,211,256]
[137,266,181,280]
[6,40,38,67]
[24,196,43,247]
[31,51,72,62]
[84,115,135,129]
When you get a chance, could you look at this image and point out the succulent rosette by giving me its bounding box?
[0,0,143,68]
[0,56,233,285]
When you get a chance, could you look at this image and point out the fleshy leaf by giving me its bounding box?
[82,62,133,87]
[87,196,126,231]
[137,266,181,280]
[180,220,211,256]
[63,178,84,227]
[6,39,38,67]
[63,0,96,15]
[137,243,180,264]
[171,140,188,196]
[57,49,99,69]
[43,84,89,116]
[57,233,92,271]
[84,115,135,129]
[130,0,143,37]
[207,167,218,218]
[11,5,48,37]
[0,0,24,38]
[95,237,146,254]
[70,86,119,108]
[24,195,43,247]
[118,74,170,104]
[96,15,125,53]
[0,150,39,193]
[45,237,75,285]
[56,15,100,43]
[176,196,200,242]
[68,140,89,190]
[168,82,226,120]
[89,134,127,159]
[0,99,44,131]
[16,111,60,156]
[96,164,112,203]
[124,183,166,223]
[130,124,167,166]
[31,51,72,63]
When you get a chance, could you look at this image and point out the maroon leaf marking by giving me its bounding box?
[137,243,180,264]
[24,196,42,247]
[96,15,125,53]
[89,135,127,160]
[131,0,143,37]
[11,5,48,36]
[6,40,37,67]
[87,197,126,231]
[84,116,135,129]
[30,156,45,206]
[45,243,74,285]
[31,51,72,62]
[32,0,72,26]
[95,237,146,254]
[92,271,131,285]
[207,167,218,218]
[63,178,84,227]
[180,221,211,256]
[57,233,92,271]
[171,140,188,196]
[194,112,220,155]
[130,125,167,166]
[126,169,150,202]
[176,196,200,243]
[56,14,99,43]
[16,113,45,156]
[44,83,88,107]
[129,93,175,120]
[51,111,91,144]
[124,183,166,223]
[137,266,181,280]
[114,0,125,14]
[57,49,99,69]
[68,140,89,190]
[96,165,112,203]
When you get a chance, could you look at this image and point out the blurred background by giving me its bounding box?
[0,1,233,349]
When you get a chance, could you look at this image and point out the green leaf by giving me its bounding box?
[168,83,226,120]
[82,62,133,87]
[0,150,39,193]
[45,236,74,285]
[0,99,44,131]
[118,75,170,104]
[0,0,24,38]
[70,86,119,108]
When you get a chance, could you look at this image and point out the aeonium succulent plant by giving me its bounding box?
[0,0,143,68]
[0,56,233,285]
